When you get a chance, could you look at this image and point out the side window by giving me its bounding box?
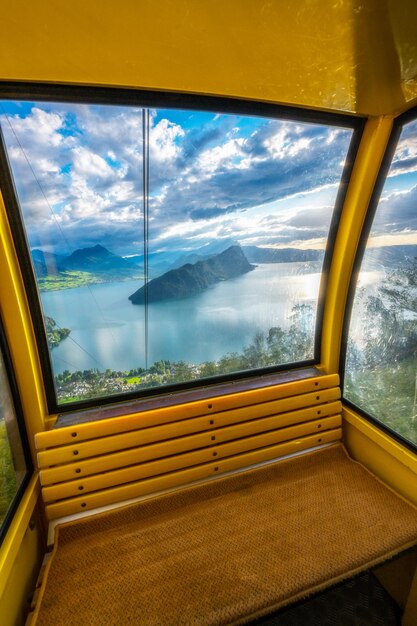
[0,320,31,542]
[0,96,358,409]
[344,117,417,447]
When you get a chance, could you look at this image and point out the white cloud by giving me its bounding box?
[72,146,114,179]
[0,102,353,255]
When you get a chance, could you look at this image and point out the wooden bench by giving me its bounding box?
[31,443,417,625]
[36,371,341,520]
[30,371,417,624]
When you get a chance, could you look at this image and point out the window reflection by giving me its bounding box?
[344,118,417,446]
[0,331,27,528]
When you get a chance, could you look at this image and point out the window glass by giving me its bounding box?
[344,118,417,446]
[1,100,353,405]
[0,328,28,530]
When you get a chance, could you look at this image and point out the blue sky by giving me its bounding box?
[367,118,417,246]
[0,100,361,256]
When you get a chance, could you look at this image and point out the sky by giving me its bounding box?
[371,118,417,245]
[1,99,415,259]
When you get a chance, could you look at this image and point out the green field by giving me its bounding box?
[125,376,141,384]
[37,270,144,292]
[37,271,106,291]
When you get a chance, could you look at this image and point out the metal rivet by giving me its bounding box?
[211,436,216,441]
[316,396,320,400]
[318,424,322,428]
[212,452,217,457]
[78,486,84,491]
[71,432,77,438]
[314,382,319,386]
[209,420,214,425]
[208,404,213,409]
[75,468,81,474]
[73,450,79,456]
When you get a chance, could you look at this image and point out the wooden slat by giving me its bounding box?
[54,368,324,427]
[42,415,341,502]
[36,373,339,449]
[40,400,341,485]
[37,388,340,468]
[45,431,342,519]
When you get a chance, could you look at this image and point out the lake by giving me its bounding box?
[41,263,323,375]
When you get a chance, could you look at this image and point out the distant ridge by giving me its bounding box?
[242,246,323,263]
[62,244,139,274]
[31,244,140,280]
[129,245,255,304]
[31,249,64,277]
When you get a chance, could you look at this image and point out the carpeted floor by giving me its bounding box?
[32,444,417,625]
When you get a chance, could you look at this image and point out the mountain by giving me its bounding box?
[364,245,417,269]
[168,239,239,271]
[31,249,65,277]
[129,245,255,304]
[126,250,183,278]
[242,246,323,263]
[61,244,139,274]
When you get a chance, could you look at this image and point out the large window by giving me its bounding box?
[0,321,30,542]
[344,115,417,448]
[0,92,359,408]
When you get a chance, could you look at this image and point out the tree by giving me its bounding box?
[242,332,269,368]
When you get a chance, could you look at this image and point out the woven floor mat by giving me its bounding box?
[32,444,417,625]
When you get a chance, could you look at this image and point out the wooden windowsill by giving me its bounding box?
[54,366,324,428]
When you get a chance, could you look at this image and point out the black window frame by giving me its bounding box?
[340,105,417,455]
[0,315,32,546]
[0,82,365,413]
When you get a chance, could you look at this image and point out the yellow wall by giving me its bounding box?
[1,520,43,626]
[1,0,417,117]
[0,478,44,626]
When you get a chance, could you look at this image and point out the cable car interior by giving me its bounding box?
[2,1,417,624]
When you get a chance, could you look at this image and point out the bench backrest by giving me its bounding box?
[35,373,342,520]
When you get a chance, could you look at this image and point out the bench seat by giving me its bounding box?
[31,444,417,625]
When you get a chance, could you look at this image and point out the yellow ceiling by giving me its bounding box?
[1,0,417,116]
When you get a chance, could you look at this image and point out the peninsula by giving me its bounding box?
[129,245,255,304]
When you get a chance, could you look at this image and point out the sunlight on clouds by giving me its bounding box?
[72,146,114,178]
[0,101,354,256]
[197,138,245,173]
[367,232,417,247]
[291,237,327,250]
[150,118,184,161]
[263,125,312,159]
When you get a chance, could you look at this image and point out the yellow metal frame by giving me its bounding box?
[320,116,394,374]
[2,1,417,116]
[0,475,41,600]
[0,192,46,456]
[343,406,417,507]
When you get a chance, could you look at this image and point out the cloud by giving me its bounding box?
[372,184,417,233]
[0,102,353,255]
[282,205,333,230]
[389,118,417,177]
